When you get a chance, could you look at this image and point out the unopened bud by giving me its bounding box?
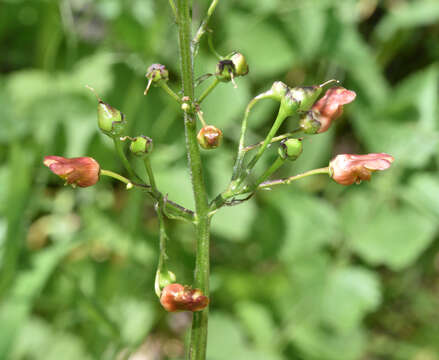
[129,135,153,157]
[160,283,209,312]
[299,110,321,134]
[278,138,303,161]
[197,125,223,150]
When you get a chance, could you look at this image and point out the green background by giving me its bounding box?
[1,0,439,359]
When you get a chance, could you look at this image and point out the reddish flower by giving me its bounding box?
[160,283,209,312]
[329,153,394,185]
[312,87,356,133]
[44,156,100,187]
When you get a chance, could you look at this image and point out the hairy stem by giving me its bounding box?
[177,1,211,359]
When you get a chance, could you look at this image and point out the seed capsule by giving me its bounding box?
[129,136,153,157]
[197,125,223,150]
[97,101,127,138]
[160,283,209,312]
[278,138,303,161]
[230,52,249,77]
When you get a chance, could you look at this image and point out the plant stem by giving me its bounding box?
[159,81,182,104]
[197,78,219,103]
[192,0,220,56]
[112,138,138,180]
[243,128,302,152]
[100,169,133,187]
[256,156,285,185]
[258,167,330,189]
[177,1,211,359]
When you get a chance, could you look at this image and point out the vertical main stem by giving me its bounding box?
[176,1,211,360]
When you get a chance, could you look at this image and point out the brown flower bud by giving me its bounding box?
[312,87,356,133]
[44,156,100,187]
[160,283,209,312]
[329,153,394,185]
[197,125,223,150]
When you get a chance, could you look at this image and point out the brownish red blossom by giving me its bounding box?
[312,87,356,133]
[329,153,394,185]
[160,283,209,312]
[44,156,100,187]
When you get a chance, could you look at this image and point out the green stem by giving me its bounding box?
[168,0,177,19]
[192,0,220,56]
[258,167,330,189]
[100,169,133,187]
[112,138,138,180]
[256,156,285,185]
[177,1,211,359]
[243,128,302,152]
[197,78,219,103]
[231,95,265,181]
[246,107,288,172]
[159,81,182,104]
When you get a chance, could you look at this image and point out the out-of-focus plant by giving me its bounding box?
[41,1,395,359]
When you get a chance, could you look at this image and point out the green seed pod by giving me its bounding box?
[97,101,127,138]
[197,125,223,150]
[299,110,321,134]
[129,135,153,157]
[290,86,323,112]
[215,60,235,83]
[278,138,303,161]
[230,52,249,77]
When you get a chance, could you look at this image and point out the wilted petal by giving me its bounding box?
[44,156,100,187]
[329,153,394,186]
[312,87,356,133]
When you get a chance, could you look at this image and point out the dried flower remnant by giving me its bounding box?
[44,156,100,187]
[329,153,394,185]
[312,87,356,133]
[160,283,209,312]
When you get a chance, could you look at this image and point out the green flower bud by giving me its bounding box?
[278,138,303,161]
[129,135,153,157]
[230,52,249,77]
[215,60,235,83]
[97,101,127,138]
[299,110,321,134]
[197,125,223,150]
[289,86,323,112]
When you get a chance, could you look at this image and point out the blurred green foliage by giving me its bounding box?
[1,0,439,359]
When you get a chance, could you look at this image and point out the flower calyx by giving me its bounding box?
[44,156,100,188]
[299,110,322,134]
[160,283,209,312]
[329,153,394,185]
[144,63,169,95]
